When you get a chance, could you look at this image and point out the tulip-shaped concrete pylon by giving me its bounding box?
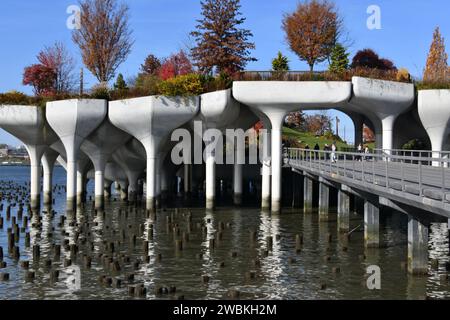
[197,89,240,210]
[0,104,57,209]
[233,81,351,212]
[109,95,199,210]
[81,118,131,208]
[46,99,107,211]
[418,90,450,163]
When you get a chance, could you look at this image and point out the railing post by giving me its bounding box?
[418,161,423,197]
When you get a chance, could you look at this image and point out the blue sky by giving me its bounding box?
[0,0,447,146]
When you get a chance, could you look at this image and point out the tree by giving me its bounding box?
[328,43,349,73]
[363,124,375,143]
[159,50,193,80]
[141,54,161,75]
[423,27,449,83]
[283,0,343,73]
[351,49,396,71]
[191,0,256,75]
[114,73,128,91]
[272,52,290,71]
[23,64,56,96]
[305,112,332,135]
[37,42,76,94]
[72,0,133,83]
[285,111,306,129]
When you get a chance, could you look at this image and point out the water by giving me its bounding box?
[0,166,449,300]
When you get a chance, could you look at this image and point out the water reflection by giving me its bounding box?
[0,166,450,299]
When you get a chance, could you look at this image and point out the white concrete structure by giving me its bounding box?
[41,148,59,205]
[349,77,415,151]
[112,139,146,202]
[0,105,57,208]
[418,90,450,156]
[109,95,199,210]
[233,81,352,212]
[81,119,130,208]
[198,89,240,209]
[46,99,107,210]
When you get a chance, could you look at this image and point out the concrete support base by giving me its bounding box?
[30,196,40,211]
[95,196,104,209]
[43,192,52,206]
[206,197,215,210]
[364,200,380,248]
[408,215,429,275]
[318,182,330,221]
[338,189,350,233]
[233,193,242,206]
[303,176,313,213]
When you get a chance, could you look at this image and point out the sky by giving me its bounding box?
[0,0,448,146]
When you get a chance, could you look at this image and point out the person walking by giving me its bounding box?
[331,142,337,163]
[357,143,363,161]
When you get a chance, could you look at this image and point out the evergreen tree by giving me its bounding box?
[114,73,128,91]
[328,43,349,73]
[424,27,449,83]
[272,52,290,71]
[190,0,256,75]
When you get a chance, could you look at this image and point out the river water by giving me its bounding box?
[0,166,449,300]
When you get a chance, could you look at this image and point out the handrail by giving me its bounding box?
[285,148,450,204]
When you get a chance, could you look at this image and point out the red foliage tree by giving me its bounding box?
[159,50,193,80]
[363,124,375,143]
[23,64,56,96]
[351,49,396,71]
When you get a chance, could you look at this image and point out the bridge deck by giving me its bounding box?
[287,155,450,216]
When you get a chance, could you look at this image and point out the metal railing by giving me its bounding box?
[285,148,450,204]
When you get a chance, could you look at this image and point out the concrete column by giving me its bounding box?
[261,130,271,210]
[303,176,313,213]
[364,200,380,248]
[271,117,284,213]
[205,148,216,210]
[146,156,157,210]
[155,157,161,209]
[95,169,105,208]
[337,189,350,233]
[27,146,45,210]
[184,163,192,197]
[233,162,243,205]
[76,171,86,205]
[127,172,140,203]
[408,215,429,275]
[66,149,78,211]
[381,116,396,154]
[318,182,330,222]
[41,150,58,205]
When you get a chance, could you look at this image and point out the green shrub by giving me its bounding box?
[134,74,161,95]
[157,74,205,96]
[90,83,110,100]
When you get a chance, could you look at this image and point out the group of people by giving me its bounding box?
[303,142,371,163]
[305,142,338,163]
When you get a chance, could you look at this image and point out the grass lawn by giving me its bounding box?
[282,127,352,150]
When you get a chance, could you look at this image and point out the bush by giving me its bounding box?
[90,83,110,100]
[396,68,411,82]
[134,74,161,95]
[157,74,205,96]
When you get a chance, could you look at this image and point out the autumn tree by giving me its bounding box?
[72,0,133,83]
[191,0,256,75]
[141,54,161,76]
[23,64,56,96]
[363,124,375,143]
[272,52,290,71]
[37,42,76,94]
[283,0,343,73]
[285,111,306,129]
[351,49,396,71]
[423,27,449,83]
[159,50,193,80]
[305,112,332,135]
[328,43,349,74]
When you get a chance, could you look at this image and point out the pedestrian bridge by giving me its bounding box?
[285,148,450,275]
